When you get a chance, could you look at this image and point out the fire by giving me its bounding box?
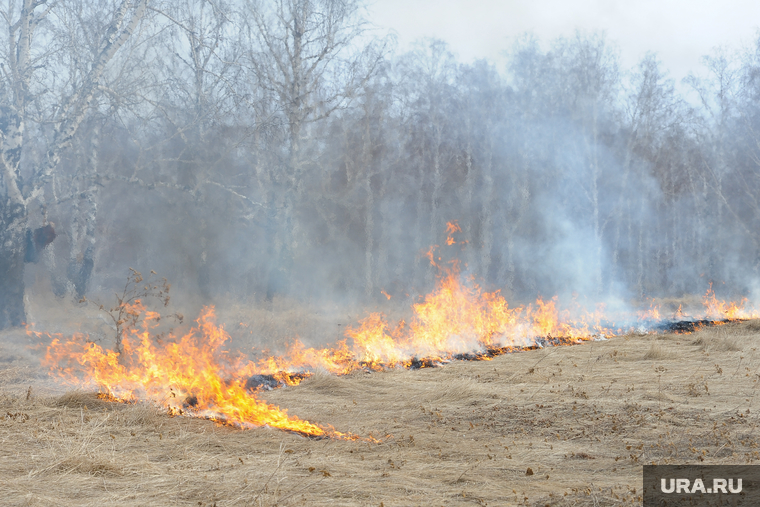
[255,257,611,375]
[637,299,661,321]
[445,221,462,246]
[702,284,758,320]
[40,304,339,438]
[34,225,760,437]
[38,245,613,437]
[629,288,758,325]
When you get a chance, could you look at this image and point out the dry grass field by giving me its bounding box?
[2,316,760,506]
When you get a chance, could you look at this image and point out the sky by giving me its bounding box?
[368,0,760,83]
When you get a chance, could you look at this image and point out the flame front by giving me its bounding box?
[256,260,611,375]
[249,235,759,377]
[41,305,330,437]
[702,284,757,320]
[36,224,760,437]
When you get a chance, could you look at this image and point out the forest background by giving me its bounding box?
[2,0,759,330]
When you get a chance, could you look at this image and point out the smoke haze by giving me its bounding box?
[7,2,760,339]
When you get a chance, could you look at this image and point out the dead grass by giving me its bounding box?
[642,342,673,360]
[691,324,748,353]
[3,318,760,505]
[54,391,120,409]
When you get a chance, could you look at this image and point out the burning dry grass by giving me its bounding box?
[3,319,760,505]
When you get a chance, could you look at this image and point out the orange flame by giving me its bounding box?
[39,303,342,438]
[34,225,760,438]
[702,284,758,320]
[637,298,661,321]
[445,221,462,246]
[253,263,612,376]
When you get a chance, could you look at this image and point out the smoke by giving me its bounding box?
[27,30,760,337]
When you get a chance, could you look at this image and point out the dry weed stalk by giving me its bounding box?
[93,268,172,355]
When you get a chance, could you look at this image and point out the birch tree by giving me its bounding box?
[0,0,147,329]
[242,0,386,298]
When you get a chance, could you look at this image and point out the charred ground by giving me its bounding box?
[2,320,760,506]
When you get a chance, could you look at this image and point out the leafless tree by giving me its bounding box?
[241,0,388,298]
[243,0,386,172]
[0,0,147,329]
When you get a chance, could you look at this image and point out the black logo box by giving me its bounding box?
[644,465,760,506]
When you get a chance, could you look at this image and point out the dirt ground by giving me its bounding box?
[2,318,760,506]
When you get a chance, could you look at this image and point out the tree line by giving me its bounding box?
[1,0,760,329]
